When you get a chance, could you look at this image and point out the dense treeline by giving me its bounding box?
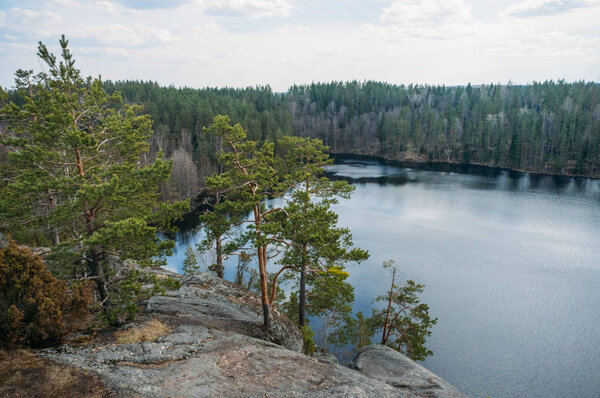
[106,80,600,198]
[102,82,295,200]
[287,80,600,177]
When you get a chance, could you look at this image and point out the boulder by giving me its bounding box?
[311,346,339,365]
[351,344,468,398]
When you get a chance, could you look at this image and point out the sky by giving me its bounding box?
[0,0,599,91]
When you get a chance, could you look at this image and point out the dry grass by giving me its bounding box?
[115,319,170,344]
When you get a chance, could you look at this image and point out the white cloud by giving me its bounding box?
[503,0,600,17]
[1,0,599,92]
[361,0,474,40]
[68,24,176,47]
[490,30,599,57]
[198,0,294,18]
[380,0,471,26]
[273,25,310,34]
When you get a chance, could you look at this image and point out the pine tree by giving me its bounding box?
[372,260,437,361]
[203,115,287,329]
[182,246,200,274]
[0,36,188,323]
[275,136,368,327]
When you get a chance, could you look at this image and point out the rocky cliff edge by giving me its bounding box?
[43,271,468,397]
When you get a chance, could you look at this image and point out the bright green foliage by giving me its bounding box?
[372,260,437,361]
[307,266,354,319]
[307,267,356,345]
[301,325,316,355]
[274,136,368,327]
[0,243,67,348]
[0,36,188,323]
[183,246,200,274]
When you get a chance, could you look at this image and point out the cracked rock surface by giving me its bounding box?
[44,272,466,397]
[352,345,468,398]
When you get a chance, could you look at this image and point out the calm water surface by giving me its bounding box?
[166,158,600,398]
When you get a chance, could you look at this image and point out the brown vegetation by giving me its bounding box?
[0,244,67,348]
[0,349,113,398]
[115,319,170,344]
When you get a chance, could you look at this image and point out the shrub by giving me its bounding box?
[301,325,315,355]
[67,281,94,319]
[0,244,67,348]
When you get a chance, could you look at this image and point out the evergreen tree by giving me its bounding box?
[182,246,200,274]
[328,310,377,351]
[372,260,437,361]
[196,187,247,279]
[203,115,287,329]
[275,136,368,327]
[0,36,188,323]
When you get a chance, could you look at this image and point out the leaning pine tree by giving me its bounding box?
[0,36,188,323]
[203,115,288,329]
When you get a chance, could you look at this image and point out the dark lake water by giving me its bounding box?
[166,158,600,398]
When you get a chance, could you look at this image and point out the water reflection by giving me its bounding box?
[166,157,600,398]
[325,158,600,200]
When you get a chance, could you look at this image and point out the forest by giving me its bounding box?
[0,35,597,361]
[0,38,435,362]
[98,79,600,200]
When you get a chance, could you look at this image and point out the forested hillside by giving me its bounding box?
[103,80,600,199]
[286,81,600,177]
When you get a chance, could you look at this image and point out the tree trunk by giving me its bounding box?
[258,244,272,329]
[298,246,307,327]
[381,267,396,345]
[216,235,224,278]
[88,247,110,306]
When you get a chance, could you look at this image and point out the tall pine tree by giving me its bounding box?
[0,36,188,322]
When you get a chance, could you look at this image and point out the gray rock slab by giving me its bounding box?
[351,344,468,398]
[311,346,339,365]
[46,329,407,398]
[147,273,302,352]
[42,272,463,398]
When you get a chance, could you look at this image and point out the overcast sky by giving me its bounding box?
[1,0,599,91]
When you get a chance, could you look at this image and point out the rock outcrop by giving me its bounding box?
[146,273,302,352]
[43,271,466,397]
[352,344,468,398]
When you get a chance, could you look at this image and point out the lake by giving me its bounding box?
[165,157,600,398]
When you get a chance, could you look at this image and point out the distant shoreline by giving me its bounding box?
[329,152,599,181]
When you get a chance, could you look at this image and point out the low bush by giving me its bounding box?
[301,325,315,355]
[0,243,67,348]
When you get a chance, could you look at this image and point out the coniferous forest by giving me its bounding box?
[2,0,600,392]
[98,80,600,200]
